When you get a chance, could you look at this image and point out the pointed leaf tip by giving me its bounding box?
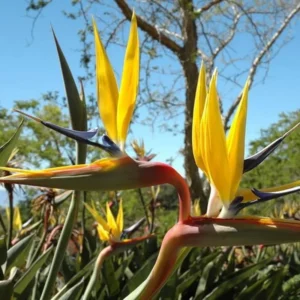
[0,120,23,167]
[117,11,140,147]
[52,31,85,131]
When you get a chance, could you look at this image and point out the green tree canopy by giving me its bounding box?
[242,110,300,216]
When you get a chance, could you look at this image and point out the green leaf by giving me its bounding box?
[59,277,84,300]
[235,273,269,300]
[115,252,134,280]
[194,252,223,299]
[0,279,14,300]
[124,247,191,300]
[283,273,300,297]
[0,268,17,300]
[202,259,272,300]
[263,267,286,300]
[13,246,53,298]
[5,234,34,275]
[54,190,73,206]
[176,266,202,297]
[0,236,7,265]
[122,252,158,298]
[52,30,86,132]
[51,257,96,300]
[103,258,120,297]
[0,121,23,167]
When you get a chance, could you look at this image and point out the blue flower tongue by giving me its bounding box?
[101,135,123,155]
[230,186,300,215]
[243,122,299,173]
[121,217,146,239]
[14,109,122,156]
[251,186,300,201]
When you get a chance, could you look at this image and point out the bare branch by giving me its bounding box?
[114,0,182,55]
[212,7,241,58]
[195,0,225,14]
[224,2,300,129]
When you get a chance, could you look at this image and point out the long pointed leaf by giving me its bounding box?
[52,29,85,131]
[202,259,272,300]
[0,268,17,300]
[5,234,34,275]
[13,246,53,297]
[59,278,85,300]
[0,121,23,167]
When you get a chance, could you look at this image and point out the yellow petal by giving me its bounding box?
[84,202,110,232]
[93,19,118,141]
[106,202,120,239]
[116,199,124,233]
[226,81,249,199]
[6,206,22,231]
[192,199,201,216]
[192,62,207,173]
[117,12,139,149]
[238,180,300,202]
[14,206,22,231]
[200,71,230,202]
[97,224,109,241]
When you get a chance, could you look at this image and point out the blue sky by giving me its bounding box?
[0,2,300,203]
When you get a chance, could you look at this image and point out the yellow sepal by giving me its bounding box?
[84,202,110,232]
[93,19,118,141]
[192,62,207,173]
[117,12,139,149]
[200,71,230,202]
[116,199,124,233]
[226,81,249,199]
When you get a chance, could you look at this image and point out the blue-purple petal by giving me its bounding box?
[251,186,300,201]
[243,122,299,173]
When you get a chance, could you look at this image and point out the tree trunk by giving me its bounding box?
[179,0,207,213]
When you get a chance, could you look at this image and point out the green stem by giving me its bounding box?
[7,188,14,248]
[81,246,113,300]
[137,188,150,230]
[31,269,41,300]
[40,143,85,300]
[30,228,47,265]
[0,213,7,234]
[40,191,81,300]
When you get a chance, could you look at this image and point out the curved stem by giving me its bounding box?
[82,246,113,300]
[140,162,191,222]
[133,216,300,299]
[137,226,182,299]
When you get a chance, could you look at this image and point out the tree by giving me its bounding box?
[26,0,300,212]
[242,110,300,216]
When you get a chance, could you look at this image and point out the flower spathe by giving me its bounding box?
[94,12,139,150]
[193,64,248,214]
[84,200,123,243]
